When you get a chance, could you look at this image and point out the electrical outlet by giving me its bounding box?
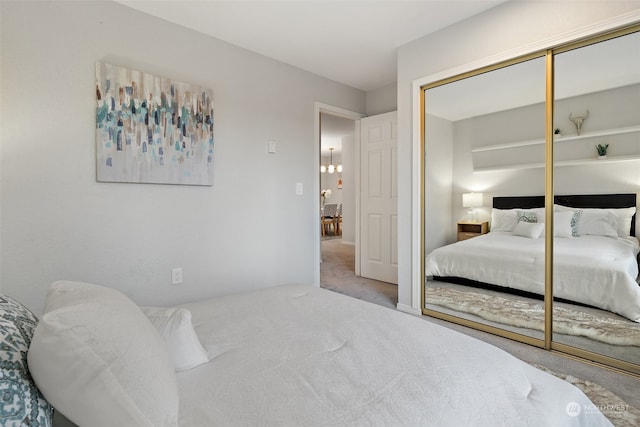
[171,267,183,285]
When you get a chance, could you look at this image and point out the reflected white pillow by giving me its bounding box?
[512,221,544,238]
[577,209,619,237]
[142,306,209,372]
[28,281,179,427]
[613,206,636,237]
[490,208,519,232]
[557,205,635,237]
[554,210,575,238]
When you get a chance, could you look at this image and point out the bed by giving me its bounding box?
[10,280,612,426]
[425,194,640,322]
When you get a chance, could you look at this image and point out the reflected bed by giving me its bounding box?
[426,194,640,322]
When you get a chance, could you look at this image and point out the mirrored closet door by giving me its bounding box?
[421,24,640,375]
[422,55,547,344]
[552,29,640,370]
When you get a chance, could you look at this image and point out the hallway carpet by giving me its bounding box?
[320,238,397,309]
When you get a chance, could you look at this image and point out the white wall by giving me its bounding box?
[397,1,640,309]
[340,134,356,244]
[366,82,397,116]
[0,1,366,314]
[424,114,454,254]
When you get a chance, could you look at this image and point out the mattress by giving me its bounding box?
[176,284,611,426]
[426,232,640,322]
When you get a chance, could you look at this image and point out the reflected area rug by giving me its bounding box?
[532,363,640,427]
[426,287,640,346]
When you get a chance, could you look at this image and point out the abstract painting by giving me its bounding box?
[95,62,214,185]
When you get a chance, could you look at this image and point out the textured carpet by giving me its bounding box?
[533,363,640,427]
[427,287,640,346]
[320,239,397,309]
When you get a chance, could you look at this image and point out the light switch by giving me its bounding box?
[295,182,303,195]
[268,140,277,153]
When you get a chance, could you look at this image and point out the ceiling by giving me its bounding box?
[115,0,507,92]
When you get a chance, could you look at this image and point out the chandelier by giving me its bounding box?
[320,147,342,174]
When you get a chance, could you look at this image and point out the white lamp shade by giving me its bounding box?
[328,164,335,174]
[320,165,327,173]
[462,192,483,208]
[336,164,343,173]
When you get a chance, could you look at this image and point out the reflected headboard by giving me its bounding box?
[493,193,637,236]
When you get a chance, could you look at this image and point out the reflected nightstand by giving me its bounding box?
[457,221,488,241]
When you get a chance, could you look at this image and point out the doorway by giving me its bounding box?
[313,103,363,286]
[314,104,398,308]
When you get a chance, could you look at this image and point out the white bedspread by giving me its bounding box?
[177,284,611,426]
[426,232,640,322]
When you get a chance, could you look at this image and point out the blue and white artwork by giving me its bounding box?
[96,62,214,185]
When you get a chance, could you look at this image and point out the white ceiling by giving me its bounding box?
[115,0,507,92]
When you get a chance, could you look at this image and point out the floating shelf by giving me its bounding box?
[471,125,640,153]
[474,154,640,173]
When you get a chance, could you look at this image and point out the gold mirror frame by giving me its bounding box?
[419,24,640,376]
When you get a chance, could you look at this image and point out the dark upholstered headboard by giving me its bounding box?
[493,193,637,236]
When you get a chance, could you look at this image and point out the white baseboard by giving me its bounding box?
[397,303,421,316]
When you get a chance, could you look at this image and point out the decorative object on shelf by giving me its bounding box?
[596,143,609,159]
[337,178,343,189]
[554,128,561,137]
[321,188,332,207]
[569,110,590,135]
[95,61,214,186]
[320,147,342,174]
[462,192,483,221]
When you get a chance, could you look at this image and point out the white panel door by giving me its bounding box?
[360,111,398,284]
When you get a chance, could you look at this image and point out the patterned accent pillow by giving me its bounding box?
[570,209,582,237]
[517,210,538,223]
[0,295,53,426]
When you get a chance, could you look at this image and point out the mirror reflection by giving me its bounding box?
[552,30,640,366]
[423,56,547,341]
[423,28,640,373]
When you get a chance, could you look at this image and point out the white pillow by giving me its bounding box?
[512,221,545,239]
[576,209,619,238]
[557,205,635,237]
[612,207,635,237]
[490,208,519,232]
[28,281,179,427]
[141,306,209,372]
[554,210,575,238]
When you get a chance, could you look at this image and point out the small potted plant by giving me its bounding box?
[595,143,609,159]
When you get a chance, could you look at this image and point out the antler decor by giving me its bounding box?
[569,110,590,135]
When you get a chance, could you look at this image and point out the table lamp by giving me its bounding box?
[462,192,483,221]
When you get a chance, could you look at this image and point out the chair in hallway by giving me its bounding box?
[321,203,338,236]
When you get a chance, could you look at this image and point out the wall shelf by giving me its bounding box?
[474,153,640,173]
[471,125,640,153]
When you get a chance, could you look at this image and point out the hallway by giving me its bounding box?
[320,238,398,309]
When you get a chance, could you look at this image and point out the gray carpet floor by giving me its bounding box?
[320,238,640,418]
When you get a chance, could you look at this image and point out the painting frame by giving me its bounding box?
[95,61,214,186]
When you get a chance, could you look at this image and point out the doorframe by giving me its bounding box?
[313,102,364,286]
